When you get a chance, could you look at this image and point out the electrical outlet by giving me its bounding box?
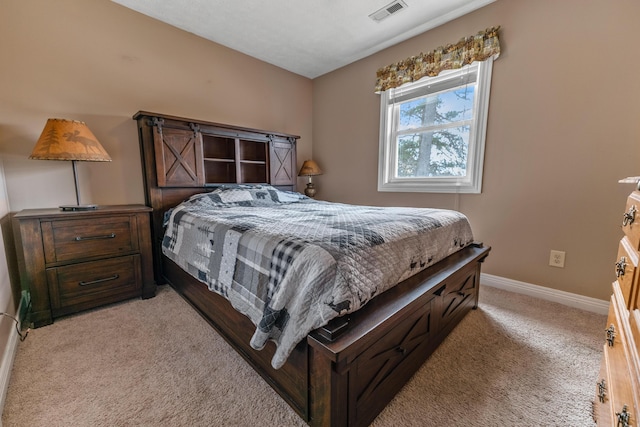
[549,250,566,268]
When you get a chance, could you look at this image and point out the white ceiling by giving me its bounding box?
[111,0,495,79]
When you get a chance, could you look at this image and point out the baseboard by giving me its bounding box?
[480,273,610,315]
[0,297,21,421]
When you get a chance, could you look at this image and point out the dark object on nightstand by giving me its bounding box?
[13,205,156,328]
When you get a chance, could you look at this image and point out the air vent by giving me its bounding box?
[369,0,408,22]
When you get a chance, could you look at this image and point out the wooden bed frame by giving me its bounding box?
[134,111,490,427]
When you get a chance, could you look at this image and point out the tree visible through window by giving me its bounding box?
[397,83,474,177]
[378,59,493,193]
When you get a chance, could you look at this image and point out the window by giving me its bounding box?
[378,58,493,193]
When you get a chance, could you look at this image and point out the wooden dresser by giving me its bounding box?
[13,205,156,328]
[594,189,640,426]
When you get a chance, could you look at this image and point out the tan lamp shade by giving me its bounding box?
[30,118,111,210]
[30,118,112,162]
[298,159,322,198]
[298,159,322,177]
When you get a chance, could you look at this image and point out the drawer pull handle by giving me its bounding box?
[74,233,116,241]
[622,205,636,226]
[616,256,627,277]
[615,404,630,427]
[597,379,606,403]
[79,274,119,286]
[434,285,446,296]
[606,324,616,347]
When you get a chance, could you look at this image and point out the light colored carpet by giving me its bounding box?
[2,284,605,426]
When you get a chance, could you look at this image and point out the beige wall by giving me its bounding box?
[312,0,640,300]
[0,0,313,327]
[1,0,637,305]
[0,159,16,402]
[0,0,313,211]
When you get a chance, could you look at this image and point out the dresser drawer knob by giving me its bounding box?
[74,232,116,241]
[623,205,636,226]
[79,274,120,287]
[606,324,616,347]
[597,379,606,403]
[616,404,630,427]
[396,346,407,356]
[616,256,627,278]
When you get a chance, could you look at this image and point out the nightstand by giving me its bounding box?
[13,205,156,328]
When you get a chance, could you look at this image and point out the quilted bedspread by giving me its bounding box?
[162,185,474,368]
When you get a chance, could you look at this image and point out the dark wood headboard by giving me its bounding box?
[133,111,299,283]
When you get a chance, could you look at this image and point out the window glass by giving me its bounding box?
[378,59,493,193]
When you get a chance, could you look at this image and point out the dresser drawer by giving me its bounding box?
[600,344,636,427]
[42,215,139,264]
[630,310,640,390]
[622,192,640,251]
[600,291,638,426]
[47,255,142,315]
[594,355,613,426]
[616,237,639,309]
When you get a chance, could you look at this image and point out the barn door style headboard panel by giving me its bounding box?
[134,111,298,190]
[133,111,299,281]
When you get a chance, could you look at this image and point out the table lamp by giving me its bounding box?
[30,118,112,211]
[298,159,323,197]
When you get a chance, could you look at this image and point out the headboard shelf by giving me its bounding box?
[202,135,236,160]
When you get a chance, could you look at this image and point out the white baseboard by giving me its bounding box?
[480,273,610,315]
[0,298,21,421]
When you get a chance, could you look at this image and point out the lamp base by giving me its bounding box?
[60,204,98,211]
[304,182,317,198]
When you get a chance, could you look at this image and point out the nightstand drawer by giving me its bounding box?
[47,255,142,314]
[43,216,139,263]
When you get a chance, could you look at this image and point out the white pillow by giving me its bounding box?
[216,189,253,203]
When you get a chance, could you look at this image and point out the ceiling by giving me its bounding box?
[111,0,495,79]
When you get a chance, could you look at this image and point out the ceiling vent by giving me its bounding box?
[369,0,408,22]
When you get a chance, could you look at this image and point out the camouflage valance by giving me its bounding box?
[375,26,501,92]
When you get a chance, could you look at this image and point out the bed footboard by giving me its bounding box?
[306,243,489,427]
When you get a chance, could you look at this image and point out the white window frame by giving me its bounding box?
[377,58,493,193]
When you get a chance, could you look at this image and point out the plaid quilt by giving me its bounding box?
[162,185,474,369]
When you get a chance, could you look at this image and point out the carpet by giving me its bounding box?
[2,284,605,426]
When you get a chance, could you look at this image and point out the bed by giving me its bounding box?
[134,111,490,427]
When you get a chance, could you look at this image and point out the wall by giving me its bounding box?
[0,0,313,339]
[0,159,18,414]
[1,0,637,306]
[0,0,313,212]
[312,0,640,300]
